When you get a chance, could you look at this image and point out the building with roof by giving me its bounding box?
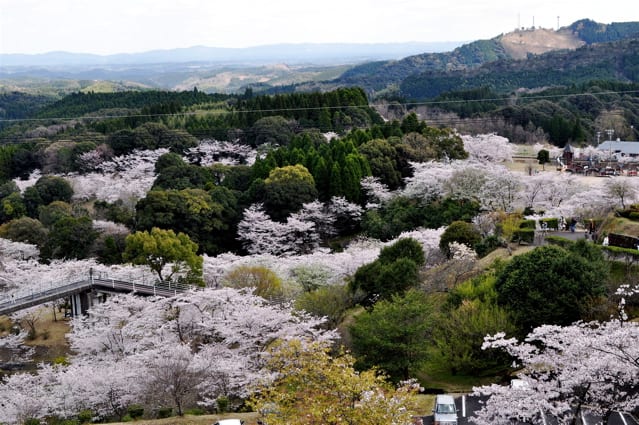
[596,140,639,158]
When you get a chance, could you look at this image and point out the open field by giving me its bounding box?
[107,413,259,425]
[506,157,619,190]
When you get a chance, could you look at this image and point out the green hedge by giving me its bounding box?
[519,219,536,230]
[512,228,535,244]
[540,218,559,230]
[545,235,575,248]
[602,245,639,259]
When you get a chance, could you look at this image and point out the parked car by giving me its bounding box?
[433,394,458,425]
[213,420,244,425]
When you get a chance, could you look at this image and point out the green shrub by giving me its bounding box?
[294,284,354,329]
[512,228,534,243]
[545,235,574,248]
[184,407,206,415]
[77,409,94,424]
[629,212,639,221]
[157,407,173,418]
[475,235,502,258]
[217,396,229,413]
[540,218,559,230]
[127,404,144,420]
[603,245,639,253]
[53,356,70,366]
[519,219,536,230]
[439,220,482,257]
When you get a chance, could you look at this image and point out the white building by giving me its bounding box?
[597,140,639,158]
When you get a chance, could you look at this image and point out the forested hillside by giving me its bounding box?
[401,38,639,99]
[325,19,639,96]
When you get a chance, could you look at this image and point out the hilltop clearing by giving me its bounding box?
[499,28,585,59]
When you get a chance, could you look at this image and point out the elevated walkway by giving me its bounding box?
[0,273,190,317]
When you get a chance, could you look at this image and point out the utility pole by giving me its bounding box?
[606,129,614,161]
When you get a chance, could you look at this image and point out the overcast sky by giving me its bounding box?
[1,0,637,55]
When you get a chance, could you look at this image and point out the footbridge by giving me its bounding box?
[0,271,190,317]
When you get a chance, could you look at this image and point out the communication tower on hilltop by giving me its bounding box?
[518,13,521,30]
[557,16,560,30]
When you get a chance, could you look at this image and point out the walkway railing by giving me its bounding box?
[0,273,191,316]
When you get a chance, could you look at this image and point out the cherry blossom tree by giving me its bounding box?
[537,172,585,210]
[444,165,488,203]
[472,320,639,425]
[327,196,364,234]
[401,161,450,201]
[207,227,444,294]
[237,198,364,256]
[605,178,638,209]
[68,149,167,203]
[461,134,514,163]
[394,227,446,267]
[360,176,393,208]
[141,344,206,416]
[76,144,114,171]
[290,201,335,240]
[0,287,336,423]
[185,139,257,166]
[12,169,42,193]
[237,204,319,256]
[0,369,51,423]
[0,238,39,264]
[521,172,552,210]
[472,212,501,238]
[479,169,523,212]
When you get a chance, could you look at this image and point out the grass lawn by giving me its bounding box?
[103,395,437,425]
[23,306,72,362]
[106,413,259,425]
[418,363,504,394]
[0,306,72,364]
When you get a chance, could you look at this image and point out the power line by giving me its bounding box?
[1,89,638,125]
[0,88,636,145]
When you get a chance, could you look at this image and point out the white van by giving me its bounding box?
[433,394,458,425]
[213,420,244,425]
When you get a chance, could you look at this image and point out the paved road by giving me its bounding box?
[418,395,637,425]
[419,395,482,425]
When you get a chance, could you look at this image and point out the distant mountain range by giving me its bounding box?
[0,42,463,68]
[2,19,639,97]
